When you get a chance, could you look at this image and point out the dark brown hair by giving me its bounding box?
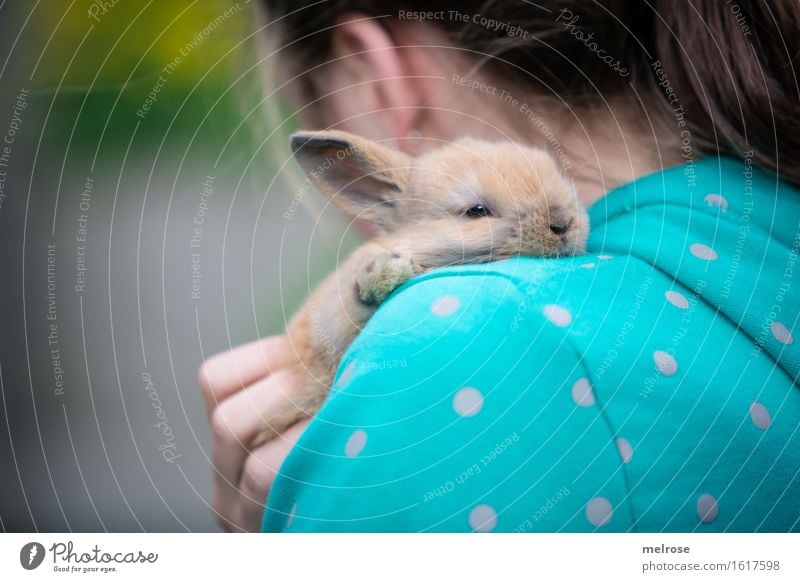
[261,0,800,187]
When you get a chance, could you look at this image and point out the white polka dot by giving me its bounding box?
[653,350,678,376]
[287,502,297,528]
[431,295,460,317]
[665,290,689,310]
[749,402,772,430]
[697,494,719,524]
[586,497,613,527]
[598,255,613,261]
[616,438,633,464]
[453,387,484,417]
[581,262,596,269]
[469,504,497,532]
[704,193,729,212]
[335,362,355,389]
[771,321,794,345]
[344,429,367,457]
[544,304,572,327]
[571,378,595,407]
[689,243,718,261]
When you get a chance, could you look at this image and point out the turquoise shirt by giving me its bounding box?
[263,157,800,532]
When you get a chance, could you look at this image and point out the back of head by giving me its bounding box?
[262,0,800,188]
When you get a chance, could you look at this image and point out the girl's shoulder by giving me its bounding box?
[262,157,800,533]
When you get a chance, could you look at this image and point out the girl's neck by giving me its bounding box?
[512,97,682,207]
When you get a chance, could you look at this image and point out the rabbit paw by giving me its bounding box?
[357,253,417,305]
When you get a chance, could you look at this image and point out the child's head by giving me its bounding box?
[259,1,800,189]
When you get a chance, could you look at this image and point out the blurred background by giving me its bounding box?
[0,0,357,531]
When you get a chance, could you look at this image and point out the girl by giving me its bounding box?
[199,0,800,532]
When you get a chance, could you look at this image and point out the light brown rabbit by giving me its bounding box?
[250,130,589,447]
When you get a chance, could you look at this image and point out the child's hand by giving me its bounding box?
[198,336,309,532]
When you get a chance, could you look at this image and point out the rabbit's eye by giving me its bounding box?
[464,204,492,219]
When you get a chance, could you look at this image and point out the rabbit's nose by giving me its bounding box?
[550,207,572,236]
[549,218,573,236]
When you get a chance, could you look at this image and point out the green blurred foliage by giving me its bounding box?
[47,1,250,85]
[30,0,275,148]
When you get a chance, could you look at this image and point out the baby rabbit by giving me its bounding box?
[250,130,589,447]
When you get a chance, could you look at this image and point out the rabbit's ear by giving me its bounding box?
[290,130,410,229]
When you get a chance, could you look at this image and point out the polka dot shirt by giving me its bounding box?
[262,157,800,532]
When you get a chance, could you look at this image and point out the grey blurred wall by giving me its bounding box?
[0,2,355,532]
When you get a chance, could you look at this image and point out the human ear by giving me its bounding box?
[323,14,421,148]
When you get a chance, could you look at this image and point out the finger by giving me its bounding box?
[210,368,303,491]
[238,419,310,531]
[198,335,294,413]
